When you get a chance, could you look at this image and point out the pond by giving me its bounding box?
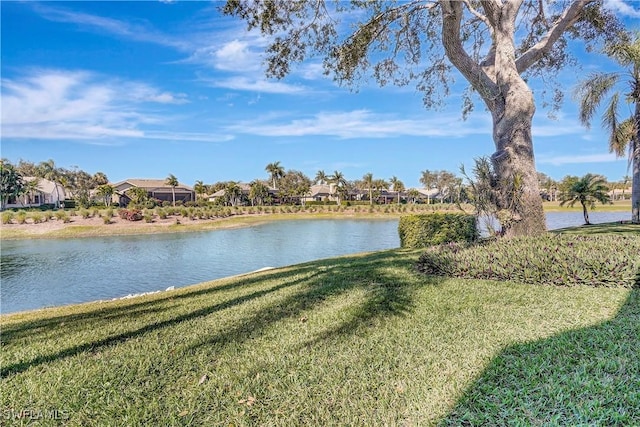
[1,219,399,314]
[0,212,630,314]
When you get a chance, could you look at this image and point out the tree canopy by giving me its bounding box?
[224,0,623,236]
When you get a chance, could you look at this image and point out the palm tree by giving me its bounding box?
[314,170,328,185]
[165,174,179,206]
[265,162,285,190]
[559,174,611,225]
[362,173,375,205]
[224,181,243,206]
[23,178,40,206]
[574,33,639,223]
[96,184,115,207]
[420,170,438,204]
[249,180,269,206]
[389,176,405,204]
[329,171,348,204]
[194,180,207,201]
[37,159,62,208]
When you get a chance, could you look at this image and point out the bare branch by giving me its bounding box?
[515,0,591,73]
[441,1,498,107]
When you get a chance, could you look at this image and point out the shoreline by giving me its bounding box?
[0,204,632,240]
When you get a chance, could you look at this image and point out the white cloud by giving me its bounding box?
[226,110,492,139]
[0,69,228,143]
[213,40,262,72]
[604,0,640,17]
[207,76,307,94]
[537,153,621,166]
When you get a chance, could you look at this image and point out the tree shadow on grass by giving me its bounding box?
[1,250,425,378]
[441,286,640,426]
[0,265,319,342]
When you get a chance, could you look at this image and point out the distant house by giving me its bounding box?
[112,179,195,206]
[301,184,339,203]
[3,177,66,209]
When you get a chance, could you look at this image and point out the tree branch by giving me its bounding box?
[515,0,592,73]
[441,0,498,106]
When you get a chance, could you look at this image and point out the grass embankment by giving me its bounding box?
[1,224,638,425]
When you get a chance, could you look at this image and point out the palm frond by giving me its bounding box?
[609,118,635,157]
[574,73,619,128]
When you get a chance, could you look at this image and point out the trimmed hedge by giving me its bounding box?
[398,213,478,248]
[416,234,640,288]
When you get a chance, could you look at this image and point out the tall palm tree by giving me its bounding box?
[265,162,285,190]
[314,170,328,185]
[389,176,405,204]
[574,33,640,223]
[165,174,179,206]
[329,170,347,204]
[559,174,611,225]
[362,173,374,205]
[420,170,438,204]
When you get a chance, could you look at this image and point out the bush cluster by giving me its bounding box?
[398,213,478,248]
[416,234,640,288]
[118,209,143,221]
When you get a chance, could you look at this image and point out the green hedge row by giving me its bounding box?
[416,234,640,288]
[398,213,478,248]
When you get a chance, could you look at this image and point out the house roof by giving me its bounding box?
[308,184,334,197]
[23,177,66,196]
[111,179,194,192]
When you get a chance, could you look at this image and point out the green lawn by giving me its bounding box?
[552,221,640,235]
[1,228,638,425]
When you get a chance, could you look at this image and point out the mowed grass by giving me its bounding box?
[2,239,638,426]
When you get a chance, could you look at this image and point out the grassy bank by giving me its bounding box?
[1,225,638,425]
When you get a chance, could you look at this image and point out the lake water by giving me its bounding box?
[0,212,631,314]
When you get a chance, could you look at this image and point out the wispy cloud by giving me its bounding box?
[537,153,621,166]
[1,69,231,143]
[33,3,313,95]
[226,109,492,139]
[33,4,189,50]
[604,0,640,17]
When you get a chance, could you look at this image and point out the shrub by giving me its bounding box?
[54,211,67,221]
[79,209,90,219]
[398,213,478,248]
[2,211,14,224]
[156,208,168,219]
[144,212,154,223]
[416,234,640,288]
[103,216,112,224]
[30,212,43,224]
[15,211,27,224]
[118,209,143,221]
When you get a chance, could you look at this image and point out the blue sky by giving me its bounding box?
[1,1,639,189]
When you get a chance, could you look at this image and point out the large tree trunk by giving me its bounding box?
[490,80,546,236]
[441,1,547,236]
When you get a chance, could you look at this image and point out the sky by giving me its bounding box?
[1,1,639,189]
